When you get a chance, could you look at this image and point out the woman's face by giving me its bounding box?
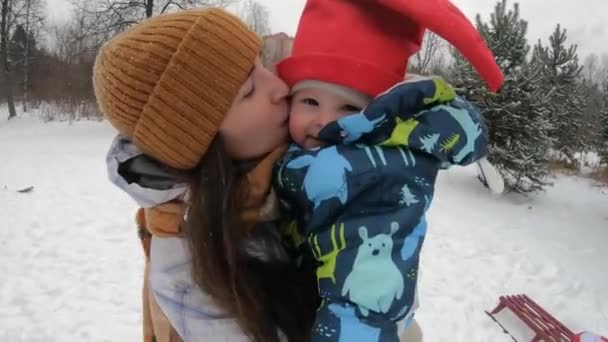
[220,58,290,160]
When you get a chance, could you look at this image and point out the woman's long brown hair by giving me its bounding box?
[183,137,319,342]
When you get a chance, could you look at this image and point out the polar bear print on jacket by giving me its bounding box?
[342,222,403,317]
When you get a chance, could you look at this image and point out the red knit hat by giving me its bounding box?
[278,0,504,97]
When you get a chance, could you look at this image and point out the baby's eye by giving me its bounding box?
[341,104,362,113]
[302,98,319,106]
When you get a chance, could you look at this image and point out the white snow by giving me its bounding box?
[420,165,608,341]
[1,116,607,341]
[548,149,604,172]
[575,151,603,169]
[0,116,141,340]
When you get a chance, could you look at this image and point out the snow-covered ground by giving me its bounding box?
[421,162,608,340]
[1,117,141,340]
[1,116,607,341]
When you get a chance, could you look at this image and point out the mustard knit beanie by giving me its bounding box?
[93,8,262,170]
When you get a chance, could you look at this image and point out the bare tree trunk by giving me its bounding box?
[23,0,30,113]
[146,0,153,18]
[2,68,17,118]
[1,0,17,119]
[409,32,444,75]
[240,0,271,36]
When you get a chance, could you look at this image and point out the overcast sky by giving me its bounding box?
[45,0,607,59]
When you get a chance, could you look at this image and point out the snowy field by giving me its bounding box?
[1,115,607,341]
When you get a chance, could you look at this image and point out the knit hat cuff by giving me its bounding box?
[291,80,372,110]
[278,53,409,98]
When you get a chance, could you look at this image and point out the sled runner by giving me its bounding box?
[486,294,607,342]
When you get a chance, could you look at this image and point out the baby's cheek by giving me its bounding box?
[288,114,306,142]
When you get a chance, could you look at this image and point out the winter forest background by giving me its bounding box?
[1,0,607,193]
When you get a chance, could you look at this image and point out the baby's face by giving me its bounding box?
[289,88,364,149]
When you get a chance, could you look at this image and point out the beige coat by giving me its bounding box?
[134,147,286,342]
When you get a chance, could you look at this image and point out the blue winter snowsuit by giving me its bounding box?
[274,77,488,342]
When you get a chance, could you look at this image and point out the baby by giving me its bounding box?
[273,1,504,341]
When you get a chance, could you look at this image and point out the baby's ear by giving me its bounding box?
[358,226,368,240]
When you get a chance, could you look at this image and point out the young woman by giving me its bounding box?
[94,8,318,342]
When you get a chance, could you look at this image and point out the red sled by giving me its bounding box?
[572,332,608,342]
[486,294,607,342]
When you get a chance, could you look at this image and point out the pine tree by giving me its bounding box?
[9,24,37,75]
[600,79,608,165]
[399,184,419,206]
[534,25,586,163]
[450,0,552,193]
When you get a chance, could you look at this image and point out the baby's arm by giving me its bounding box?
[380,94,488,166]
[319,76,488,166]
